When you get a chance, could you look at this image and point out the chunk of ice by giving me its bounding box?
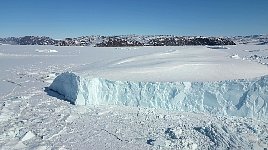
[49,72,268,120]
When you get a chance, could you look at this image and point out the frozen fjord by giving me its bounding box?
[1,45,268,149]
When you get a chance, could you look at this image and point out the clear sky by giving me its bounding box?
[0,0,267,39]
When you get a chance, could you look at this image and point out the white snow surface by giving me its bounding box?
[1,45,268,149]
[69,45,268,82]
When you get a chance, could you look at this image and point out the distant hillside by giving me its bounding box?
[231,34,268,45]
[0,35,236,47]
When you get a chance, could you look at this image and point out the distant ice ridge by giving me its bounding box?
[49,72,268,120]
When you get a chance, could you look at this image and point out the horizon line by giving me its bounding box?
[1,33,268,40]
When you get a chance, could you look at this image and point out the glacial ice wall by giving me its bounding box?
[49,72,268,120]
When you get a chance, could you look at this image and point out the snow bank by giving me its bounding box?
[49,72,268,120]
[35,49,58,53]
[230,54,240,59]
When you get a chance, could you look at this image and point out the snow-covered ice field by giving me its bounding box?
[0,45,268,149]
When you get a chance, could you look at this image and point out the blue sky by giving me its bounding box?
[0,0,267,38]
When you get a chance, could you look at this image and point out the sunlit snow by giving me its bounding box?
[1,44,268,149]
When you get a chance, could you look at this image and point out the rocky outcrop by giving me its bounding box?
[0,35,236,46]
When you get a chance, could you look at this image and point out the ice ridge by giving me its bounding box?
[49,72,268,120]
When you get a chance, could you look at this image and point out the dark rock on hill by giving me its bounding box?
[0,35,238,47]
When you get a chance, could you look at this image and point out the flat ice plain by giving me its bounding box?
[0,45,268,149]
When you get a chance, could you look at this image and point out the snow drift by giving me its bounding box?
[49,72,268,120]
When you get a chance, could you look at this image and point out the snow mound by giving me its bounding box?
[230,54,240,59]
[49,72,268,120]
[35,49,58,53]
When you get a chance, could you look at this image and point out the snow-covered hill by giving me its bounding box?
[232,35,268,45]
[2,34,268,47]
[0,35,236,46]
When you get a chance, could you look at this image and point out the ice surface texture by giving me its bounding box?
[49,72,268,120]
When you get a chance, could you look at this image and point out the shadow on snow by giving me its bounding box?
[44,87,74,105]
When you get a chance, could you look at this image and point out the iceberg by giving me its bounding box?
[49,72,268,120]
